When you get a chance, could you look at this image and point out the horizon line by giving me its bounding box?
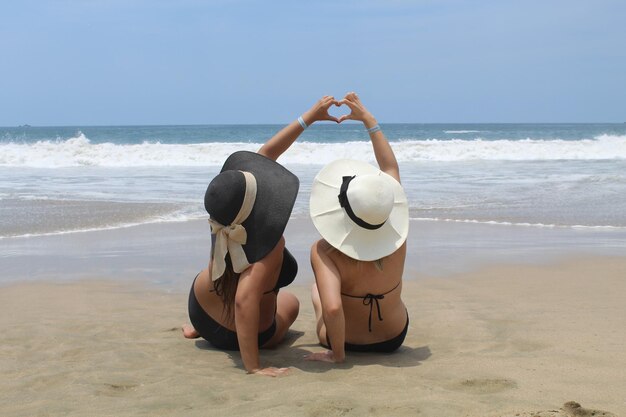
[3,121,625,128]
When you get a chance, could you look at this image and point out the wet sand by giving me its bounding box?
[1,255,624,416]
[3,217,626,289]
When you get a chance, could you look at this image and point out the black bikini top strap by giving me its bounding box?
[381,281,401,296]
[341,281,401,299]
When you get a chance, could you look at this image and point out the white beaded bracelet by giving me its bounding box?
[297,116,308,130]
[366,124,381,134]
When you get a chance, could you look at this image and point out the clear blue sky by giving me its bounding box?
[1,0,625,125]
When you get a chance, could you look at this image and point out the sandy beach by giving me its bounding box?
[4,0,626,414]
[1,218,625,416]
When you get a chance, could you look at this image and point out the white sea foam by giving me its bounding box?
[2,133,626,167]
[444,130,481,134]
[410,217,626,230]
[0,210,205,240]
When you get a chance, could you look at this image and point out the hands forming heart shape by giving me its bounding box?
[303,92,377,126]
[327,101,351,122]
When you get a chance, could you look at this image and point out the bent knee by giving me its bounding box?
[291,300,300,321]
[278,291,300,321]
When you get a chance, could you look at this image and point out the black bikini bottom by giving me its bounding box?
[323,312,409,353]
[188,276,276,351]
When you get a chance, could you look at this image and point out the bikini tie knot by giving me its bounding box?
[362,293,385,332]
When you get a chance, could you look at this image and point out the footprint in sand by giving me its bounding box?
[449,378,517,394]
[307,402,354,417]
[497,401,617,417]
[106,383,138,391]
[97,383,139,396]
[367,405,421,415]
[561,401,617,417]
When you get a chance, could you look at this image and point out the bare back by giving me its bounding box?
[193,237,286,333]
[324,240,407,344]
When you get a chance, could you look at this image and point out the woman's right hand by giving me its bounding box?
[339,91,400,180]
[337,92,377,128]
[301,95,340,125]
[250,366,290,377]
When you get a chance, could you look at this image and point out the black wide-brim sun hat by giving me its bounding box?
[205,151,299,265]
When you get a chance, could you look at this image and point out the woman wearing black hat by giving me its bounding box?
[183,96,339,376]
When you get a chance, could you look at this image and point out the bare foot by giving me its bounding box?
[182,324,200,339]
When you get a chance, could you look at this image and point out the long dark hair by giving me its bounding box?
[212,254,240,324]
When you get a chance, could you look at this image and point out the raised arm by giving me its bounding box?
[338,92,400,182]
[258,96,340,161]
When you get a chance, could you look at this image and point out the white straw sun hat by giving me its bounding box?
[310,159,409,261]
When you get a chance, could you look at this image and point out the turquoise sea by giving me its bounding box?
[1,123,626,238]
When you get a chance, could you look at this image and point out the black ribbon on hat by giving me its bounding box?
[338,175,386,230]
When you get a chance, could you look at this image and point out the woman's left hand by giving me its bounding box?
[304,350,338,363]
[302,96,340,125]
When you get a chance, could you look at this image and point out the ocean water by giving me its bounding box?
[2,123,626,239]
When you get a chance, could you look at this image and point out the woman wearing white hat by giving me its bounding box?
[307,92,410,363]
[182,96,340,376]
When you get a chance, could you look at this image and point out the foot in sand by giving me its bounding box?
[182,324,200,339]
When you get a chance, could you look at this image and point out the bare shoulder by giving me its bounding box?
[312,239,354,273]
[256,236,285,266]
[392,242,407,257]
[238,236,285,290]
[312,238,333,253]
[384,242,407,267]
[311,239,341,261]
